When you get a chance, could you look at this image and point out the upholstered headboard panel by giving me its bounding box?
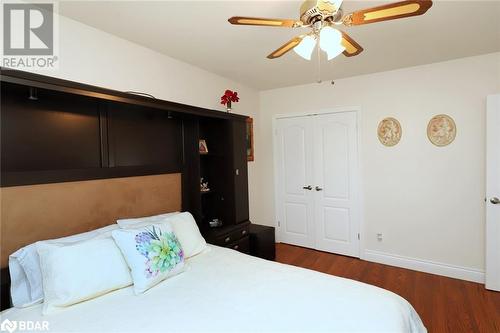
[0,173,182,267]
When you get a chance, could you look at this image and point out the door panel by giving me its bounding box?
[284,125,307,195]
[322,122,350,200]
[323,207,350,242]
[285,203,308,234]
[486,95,500,291]
[313,112,359,257]
[276,117,315,248]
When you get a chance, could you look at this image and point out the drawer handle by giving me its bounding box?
[233,245,239,250]
[224,237,231,243]
[242,230,247,235]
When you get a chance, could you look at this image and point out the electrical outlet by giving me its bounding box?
[376,233,383,241]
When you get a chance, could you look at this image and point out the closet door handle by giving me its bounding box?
[302,185,312,190]
[315,186,323,191]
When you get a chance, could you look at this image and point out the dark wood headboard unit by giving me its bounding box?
[0,68,250,310]
[1,67,247,186]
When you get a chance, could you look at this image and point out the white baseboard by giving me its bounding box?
[363,249,485,283]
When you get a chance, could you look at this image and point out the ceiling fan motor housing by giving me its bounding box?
[299,0,341,24]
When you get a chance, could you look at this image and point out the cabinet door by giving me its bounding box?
[232,119,249,223]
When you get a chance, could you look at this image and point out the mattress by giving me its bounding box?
[1,245,426,332]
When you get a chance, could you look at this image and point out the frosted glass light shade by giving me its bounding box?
[326,0,343,11]
[293,35,317,60]
[319,26,345,60]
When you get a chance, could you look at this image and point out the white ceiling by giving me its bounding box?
[60,1,500,90]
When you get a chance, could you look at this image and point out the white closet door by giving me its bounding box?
[486,95,500,291]
[313,112,360,257]
[276,117,315,248]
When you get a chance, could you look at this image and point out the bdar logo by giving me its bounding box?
[0,319,17,333]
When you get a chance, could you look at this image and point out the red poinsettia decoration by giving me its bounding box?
[220,89,240,106]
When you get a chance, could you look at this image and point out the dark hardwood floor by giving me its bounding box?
[275,243,500,333]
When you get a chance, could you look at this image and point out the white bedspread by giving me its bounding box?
[1,245,426,332]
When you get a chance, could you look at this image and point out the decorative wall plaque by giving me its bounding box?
[427,114,456,147]
[377,117,402,147]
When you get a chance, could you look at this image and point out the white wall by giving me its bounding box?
[258,53,500,273]
[17,14,262,223]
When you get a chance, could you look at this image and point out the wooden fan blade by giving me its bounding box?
[228,16,301,28]
[341,31,363,57]
[343,1,432,26]
[267,36,304,59]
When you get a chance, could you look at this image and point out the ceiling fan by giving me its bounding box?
[228,0,432,61]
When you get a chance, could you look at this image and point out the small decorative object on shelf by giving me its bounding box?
[200,178,210,192]
[209,218,223,228]
[199,139,208,154]
[220,89,239,112]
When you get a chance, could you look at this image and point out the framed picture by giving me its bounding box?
[199,139,208,154]
[246,117,254,162]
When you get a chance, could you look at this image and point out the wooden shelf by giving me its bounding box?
[200,152,223,157]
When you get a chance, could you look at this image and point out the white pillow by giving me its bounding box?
[37,238,132,315]
[9,224,119,308]
[112,223,185,294]
[167,212,207,258]
[116,211,180,229]
[118,212,206,259]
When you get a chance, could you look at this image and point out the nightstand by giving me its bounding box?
[249,224,276,260]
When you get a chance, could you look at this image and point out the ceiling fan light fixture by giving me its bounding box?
[319,26,345,60]
[326,0,344,12]
[293,35,317,60]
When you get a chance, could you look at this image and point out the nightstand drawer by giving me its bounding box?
[210,225,250,246]
[212,233,234,246]
[204,221,251,247]
[228,236,250,254]
[229,224,249,241]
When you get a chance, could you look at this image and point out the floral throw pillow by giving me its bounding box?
[112,223,185,294]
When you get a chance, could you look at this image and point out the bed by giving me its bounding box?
[2,244,426,332]
[0,174,425,332]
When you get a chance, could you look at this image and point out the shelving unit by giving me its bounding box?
[182,116,249,234]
